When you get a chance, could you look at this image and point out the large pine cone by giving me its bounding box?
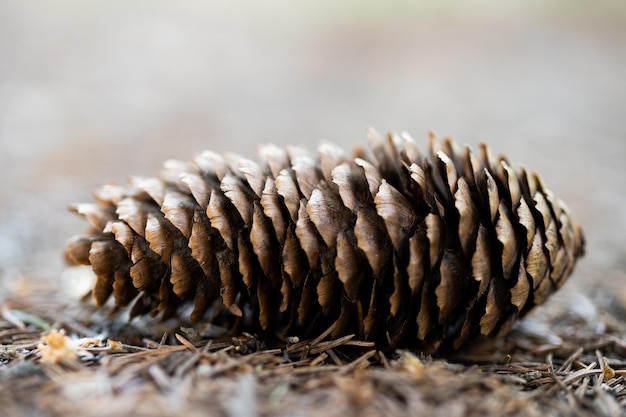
[65,130,584,353]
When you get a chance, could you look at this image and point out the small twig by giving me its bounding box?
[561,364,601,386]
[309,352,328,367]
[336,349,377,376]
[378,351,390,369]
[549,372,579,409]
[309,321,338,347]
[326,349,344,366]
[557,347,583,373]
[175,333,198,352]
[309,335,355,355]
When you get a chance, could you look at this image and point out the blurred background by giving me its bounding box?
[0,0,625,309]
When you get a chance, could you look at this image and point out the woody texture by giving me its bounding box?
[64,131,585,353]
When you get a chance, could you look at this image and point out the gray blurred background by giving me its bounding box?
[0,0,625,307]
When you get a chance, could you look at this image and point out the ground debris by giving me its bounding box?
[0,294,625,417]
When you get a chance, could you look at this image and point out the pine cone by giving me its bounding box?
[64,130,584,353]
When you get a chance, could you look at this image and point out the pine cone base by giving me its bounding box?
[65,130,585,353]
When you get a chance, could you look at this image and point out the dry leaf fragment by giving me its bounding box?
[38,329,78,364]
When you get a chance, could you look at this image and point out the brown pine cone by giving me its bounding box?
[64,130,585,353]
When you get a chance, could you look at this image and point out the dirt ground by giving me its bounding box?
[1,1,626,416]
